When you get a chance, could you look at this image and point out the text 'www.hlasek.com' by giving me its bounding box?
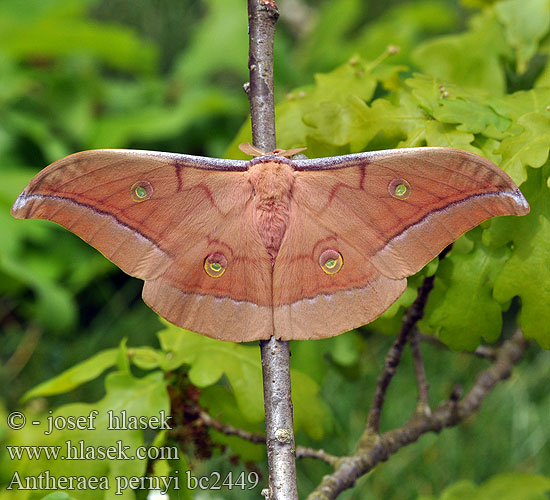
[5,409,260,495]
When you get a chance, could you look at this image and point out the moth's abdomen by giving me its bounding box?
[247,161,295,262]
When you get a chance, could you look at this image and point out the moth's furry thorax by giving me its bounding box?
[247,161,295,262]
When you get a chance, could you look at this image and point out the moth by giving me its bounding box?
[12,145,529,341]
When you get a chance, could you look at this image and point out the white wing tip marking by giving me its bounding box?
[12,192,32,212]
[505,189,530,211]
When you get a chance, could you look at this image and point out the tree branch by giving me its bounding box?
[419,333,497,361]
[296,447,339,467]
[410,328,431,414]
[199,409,339,467]
[260,338,299,499]
[199,410,265,444]
[247,0,278,152]
[306,329,528,500]
[246,2,299,499]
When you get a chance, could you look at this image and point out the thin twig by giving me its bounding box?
[306,329,528,500]
[366,274,435,433]
[410,327,431,414]
[366,246,453,432]
[3,325,42,380]
[418,333,497,360]
[472,345,498,360]
[246,1,299,499]
[365,321,412,433]
[199,410,265,443]
[296,447,339,467]
[200,410,339,466]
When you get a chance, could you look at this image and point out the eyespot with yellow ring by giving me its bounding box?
[319,249,343,275]
[388,178,411,200]
[131,181,153,202]
[204,253,227,278]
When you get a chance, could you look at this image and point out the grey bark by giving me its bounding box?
[246,1,299,499]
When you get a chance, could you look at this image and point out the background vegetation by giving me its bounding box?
[1,0,549,499]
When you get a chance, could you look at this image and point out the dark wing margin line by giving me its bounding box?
[12,193,165,253]
[389,189,528,244]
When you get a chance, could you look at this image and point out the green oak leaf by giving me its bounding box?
[280,58,379,153]
[494,214,550,348]
[302,99,364,149]
[433,98,510,137]
[313,60,378,103]
[129,346,163,370]
[483,167,546,248]
[488,88,550,120]
[497,112,550,185]
[366,284,417,335]
[158,324,263,421]
[369,261,438,335]
[406,74,510,138]
[22,349,118,401]
[420,242,510,350]
[347,96,428,150]
[406,72,451,116]
[484,167,550,348]
[424,121,478,151]
[411,10,510,94]
[495,0,550,73]
[471,136,503,164]
[423,473,550,500]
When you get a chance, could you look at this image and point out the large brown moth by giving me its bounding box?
[12,146,529,341]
